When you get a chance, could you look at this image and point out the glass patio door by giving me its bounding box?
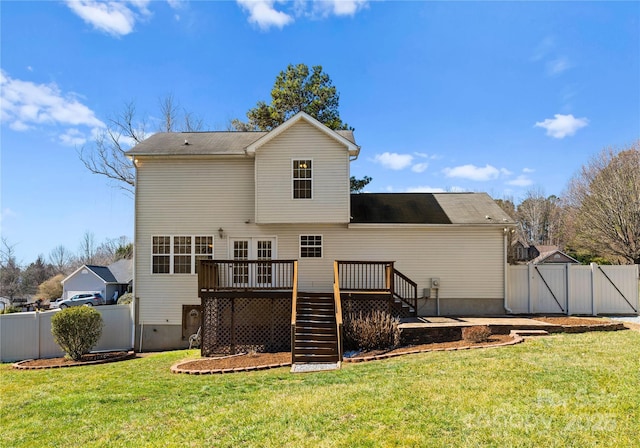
[229,238,276,287]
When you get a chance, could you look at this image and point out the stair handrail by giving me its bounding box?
[333,261,343,362]
[290,261,299,361]
[392,268,418,313]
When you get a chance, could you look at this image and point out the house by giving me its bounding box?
[528,246,579,265]
[127,112,515,351]
[62,259,133,304]
[511,240,579,265]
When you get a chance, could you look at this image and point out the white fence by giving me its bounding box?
[0,304,133,363]
[507,263,639,316]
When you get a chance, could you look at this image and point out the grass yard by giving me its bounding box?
[1,330,639,447]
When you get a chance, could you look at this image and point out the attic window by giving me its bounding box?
[292,159,312,199]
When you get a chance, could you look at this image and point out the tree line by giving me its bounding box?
[497,142,640,265]
[0,233,132,302]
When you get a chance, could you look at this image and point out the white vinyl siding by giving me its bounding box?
[134,157,507,325]
[255,120,350,224]
[135,157,255,324]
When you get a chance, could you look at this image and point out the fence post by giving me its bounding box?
[590,263,597,316]
[565,263,571,316]
[528,264,534,314]
[35,311,41,360]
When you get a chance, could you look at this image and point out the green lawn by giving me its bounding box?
[2,330,639,447]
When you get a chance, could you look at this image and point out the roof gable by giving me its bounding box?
[530,249,580,264]
[62,261,133,285]
[245,112,360,157]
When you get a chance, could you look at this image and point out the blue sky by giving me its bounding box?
[1,1,639,264]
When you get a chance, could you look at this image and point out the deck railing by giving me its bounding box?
[336,260,417,313]
[198,260,296,292]
[336,261,395,292]
[392,269,418,313]
[333,262,344,362]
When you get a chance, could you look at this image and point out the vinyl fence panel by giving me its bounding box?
[508,263,639,316]
[506,265,530,314]
[0,304,133,363]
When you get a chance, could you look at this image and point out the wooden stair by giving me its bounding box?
[292,295,340,367]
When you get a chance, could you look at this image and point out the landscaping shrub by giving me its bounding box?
[51,306,103,361]
[462,325,492,343]
[344,310,400,351]
[117,293,133,305]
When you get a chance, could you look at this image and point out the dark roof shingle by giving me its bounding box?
[350,193,515,225]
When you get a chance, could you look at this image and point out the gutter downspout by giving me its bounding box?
[130,158,138,351]
[503,231,513,314]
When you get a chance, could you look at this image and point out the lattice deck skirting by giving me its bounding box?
[201,293,292,356]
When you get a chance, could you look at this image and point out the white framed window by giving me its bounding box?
[151,235,213,274]
[300,235,322,258]
[292,159,312,199]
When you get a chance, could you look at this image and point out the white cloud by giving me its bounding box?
[312,0,368,17]
[547,57,571,76]
[373,152,413,170]
[237,0,368,29]
[59,128,88,146]
[534,114,588,139]
[443,164,502,181]
[236,0,293,30]
[65,0,151,36]
[506,175,534,187]
[411,162,428,173]
[166,0,184,8]
[523,167,535,173]
[0,70,104,139]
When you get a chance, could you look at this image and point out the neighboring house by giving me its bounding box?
[512,239,535,262]
[127,112,515,351]
[62,259,133,304]
[511,240,579,265]
[529,247,579,265]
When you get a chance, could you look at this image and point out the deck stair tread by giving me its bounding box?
[293,295,340,365]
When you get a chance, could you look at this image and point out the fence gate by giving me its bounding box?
[508,263,639,315]
[531,265,567,314]
[594,265,639,314]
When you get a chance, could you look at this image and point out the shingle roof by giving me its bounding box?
[86,265,118,283]
[126,130,356,156]
[108,259,133,283]
[350,193,515,225]
[84,259,133,283]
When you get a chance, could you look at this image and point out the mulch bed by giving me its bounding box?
[171,334,519,374]
[531,316,612,326]
[13,317,628,373]
[13,351,134,370]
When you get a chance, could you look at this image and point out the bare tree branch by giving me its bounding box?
[566,141,640,264]
[78,96,204,194]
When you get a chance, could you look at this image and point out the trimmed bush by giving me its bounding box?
[344,310,400,351]
[117,293,133,305]
[51,306,103,361]
[462,325,492,343]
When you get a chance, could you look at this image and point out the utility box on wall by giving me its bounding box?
[430,278,441,289]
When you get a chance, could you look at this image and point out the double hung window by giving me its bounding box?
[152,235,213,274]
[293,159,312,199]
